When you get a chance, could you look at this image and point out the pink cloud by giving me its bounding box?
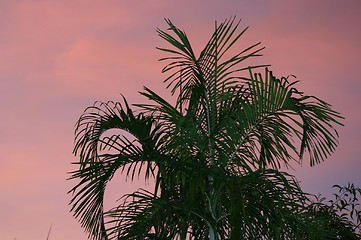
[1,1,360,239]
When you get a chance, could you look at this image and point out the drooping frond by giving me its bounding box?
[69,100,160,239]
[224,68,343,170]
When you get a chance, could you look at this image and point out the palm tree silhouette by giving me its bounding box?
[69,17,346,239]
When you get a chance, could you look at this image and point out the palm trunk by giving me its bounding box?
[180,228,187,240]
[208,21,219,240]
[208,23,218,240]
[209,225,216,240]
[208,174,217,240]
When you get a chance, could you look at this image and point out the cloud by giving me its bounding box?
[1,1,360,239]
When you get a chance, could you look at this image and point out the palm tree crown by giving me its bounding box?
[69,17,345,239]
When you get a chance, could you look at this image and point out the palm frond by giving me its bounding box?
[225,68,343,169]
[69,100,160,239]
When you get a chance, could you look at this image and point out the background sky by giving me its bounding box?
[1,1,360,239]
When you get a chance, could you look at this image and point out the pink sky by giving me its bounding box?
[1,1,360,239]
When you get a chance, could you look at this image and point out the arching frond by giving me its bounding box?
[224,68,343,169]
[69,100,160,239]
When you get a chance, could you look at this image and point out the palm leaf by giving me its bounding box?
[69,100,160,239]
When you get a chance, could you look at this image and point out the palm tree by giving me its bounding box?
[68,17,345,239]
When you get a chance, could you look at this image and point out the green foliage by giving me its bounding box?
[68,17,346,239]
[331,183,361,232]
[307,183,361,239]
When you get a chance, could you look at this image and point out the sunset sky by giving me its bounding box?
[1,1,360,239]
